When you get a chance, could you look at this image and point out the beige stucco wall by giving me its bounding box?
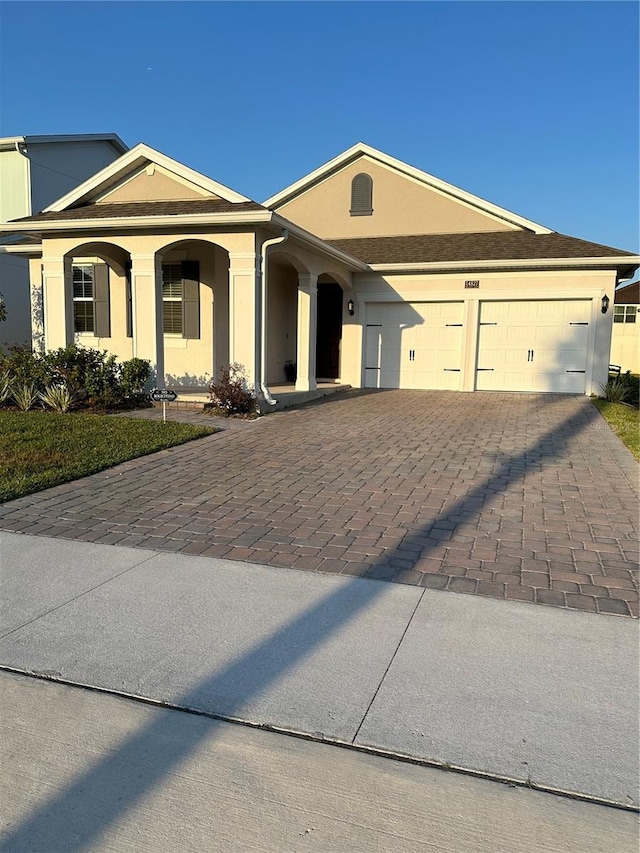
[97,168,212,204]
[341,268,617,395]
[610,318,640,374]
[266,261,298,383]
[276,157,519,239]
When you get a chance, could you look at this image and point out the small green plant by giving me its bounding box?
[11,381,39,412]
[39,382,76,413]
[599,379,631,404]
[208,362,257,415]
[0,370,11,405]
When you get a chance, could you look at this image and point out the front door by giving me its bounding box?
[316,283,343,379]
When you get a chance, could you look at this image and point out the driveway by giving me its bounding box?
[0,391,638,616]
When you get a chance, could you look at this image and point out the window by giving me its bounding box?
[350,173,373,216]
[73,264,94,332]
[162,260,200,338]
[614,305,637,323]
[72,263,110,336]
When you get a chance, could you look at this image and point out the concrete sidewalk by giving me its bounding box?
[1,531,638,809]
[2,673,637,853]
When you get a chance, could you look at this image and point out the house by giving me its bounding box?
[611,281,639,374]
[2,141,638,399]
[0,133,128,351]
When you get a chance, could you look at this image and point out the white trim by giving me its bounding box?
[1,210,274,232]
[263,142,553,234]
[44,142,250,212]
[368,257,640,273]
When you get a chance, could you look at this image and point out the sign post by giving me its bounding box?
[150,388,178,423]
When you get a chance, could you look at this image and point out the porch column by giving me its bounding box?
[42,254,73,349]
[130,254,164,387]
[296,273,318,392]
[228,251,259,387]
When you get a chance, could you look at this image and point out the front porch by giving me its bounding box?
[161,380,352,413]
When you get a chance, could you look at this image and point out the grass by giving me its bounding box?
[592,399,640,460]
[0,411,217,502]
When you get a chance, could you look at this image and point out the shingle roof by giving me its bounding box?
[328,232,636,265]
[615,281,639,304]
[11,198,266,223]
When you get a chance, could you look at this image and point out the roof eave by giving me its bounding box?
[0,210,274,235]
[367,257,640,273]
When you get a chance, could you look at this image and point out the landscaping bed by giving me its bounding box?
[0,411,217,502]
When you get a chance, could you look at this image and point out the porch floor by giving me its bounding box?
[163,382,352,413]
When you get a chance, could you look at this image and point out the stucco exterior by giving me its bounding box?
[3,141,637,399]
[277,156,519,240]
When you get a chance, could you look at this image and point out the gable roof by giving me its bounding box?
[44,142,251,212]
[264,142,552,235]
[615,281,639,304]
[329,232,639,272]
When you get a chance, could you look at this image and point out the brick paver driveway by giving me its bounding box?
[1,391,638,616]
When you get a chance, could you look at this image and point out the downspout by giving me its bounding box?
[259,230,288,405]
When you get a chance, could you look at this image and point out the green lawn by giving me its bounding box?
[592,399,640,460]
[0,411,217,502]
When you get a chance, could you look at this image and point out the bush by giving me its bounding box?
[0,345,151,411]
[620,371,639,408]
[208,363,257,415]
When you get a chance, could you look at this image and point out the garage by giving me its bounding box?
[365,302,463,390]
[475,300,591,393]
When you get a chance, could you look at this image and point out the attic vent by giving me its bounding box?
[350,173,373,216]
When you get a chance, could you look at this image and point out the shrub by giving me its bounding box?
[208,363,257,415]
[0,345,151,410]
[11,381,39,412]
[620,371,639,408]
[120,357,151,396]
[39,382,76,413]
[599,379,631,404]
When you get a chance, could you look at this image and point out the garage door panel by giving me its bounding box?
[476,300,590,393]
[365,302,463,390]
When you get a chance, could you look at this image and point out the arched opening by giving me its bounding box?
[266,251,309,384]
[156,238,230,388]
[64,241,133,358]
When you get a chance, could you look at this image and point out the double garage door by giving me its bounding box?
[365,300,591,393]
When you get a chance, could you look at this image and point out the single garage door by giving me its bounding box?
[365,302,463,390]
[476,300,591,393]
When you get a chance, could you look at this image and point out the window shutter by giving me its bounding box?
[181,260,200,339]
[93,264,111,337]
[350,173,373,216]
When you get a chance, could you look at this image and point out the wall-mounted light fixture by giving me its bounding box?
[601,294,610,314]
[347,298,355,316]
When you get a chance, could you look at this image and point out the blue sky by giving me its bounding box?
[0,1,637,250]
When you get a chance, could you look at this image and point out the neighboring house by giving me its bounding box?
[2,141,638,397]
[611,281,639,374]
[0,133,128,350]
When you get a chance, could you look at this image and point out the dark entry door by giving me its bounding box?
[316,283,343,379]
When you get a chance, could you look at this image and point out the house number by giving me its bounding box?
[465,280,480,288]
